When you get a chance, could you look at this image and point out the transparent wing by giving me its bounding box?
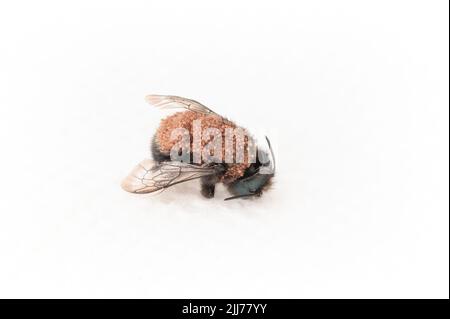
[145,94,220,116]
[121,159,218,194]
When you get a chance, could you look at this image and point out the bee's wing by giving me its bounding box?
[121,159,218,194]
[145,94,221,117]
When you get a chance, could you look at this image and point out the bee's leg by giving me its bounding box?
[200,176,216,198]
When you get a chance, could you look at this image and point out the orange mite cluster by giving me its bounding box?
[155,111,252,182]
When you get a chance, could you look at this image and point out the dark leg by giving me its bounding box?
[201,176,217,198]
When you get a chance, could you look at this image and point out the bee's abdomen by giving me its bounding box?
[156,111,236,153]
[155,111,251,182]
[157,112,201,153]
[151,134,171,162]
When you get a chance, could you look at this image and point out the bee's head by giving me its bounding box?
[225,137,275,200]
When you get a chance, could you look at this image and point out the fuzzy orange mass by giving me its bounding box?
[155,111,252,182]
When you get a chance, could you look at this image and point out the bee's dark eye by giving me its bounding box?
[227,173,272,200]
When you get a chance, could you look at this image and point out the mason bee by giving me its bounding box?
[121,95,275,200]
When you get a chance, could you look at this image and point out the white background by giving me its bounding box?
[0,0,448,298]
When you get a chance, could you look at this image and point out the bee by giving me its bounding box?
[121,95,275,200]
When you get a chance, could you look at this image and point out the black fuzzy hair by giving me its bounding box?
[151,134,171,163]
